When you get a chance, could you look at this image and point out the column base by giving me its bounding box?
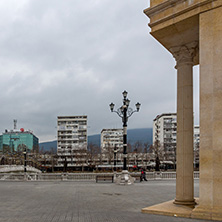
[142,199,196,218]
[142,199,222,221]
[174,198,196,206]
[192,206,222,221]
[115,170,135,185]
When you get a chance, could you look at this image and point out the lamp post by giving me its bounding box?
[110,90,141,185]
[23,145,27,180]
[114,145,118,172]
[113,145,119,182]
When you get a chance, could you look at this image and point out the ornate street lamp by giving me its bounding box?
[114,145,120,172]
[109,90,141,184]
[23,145,27,180]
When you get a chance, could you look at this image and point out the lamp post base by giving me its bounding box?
[113,171,117,182]
[115,170,135,185]
[24,173,27,181]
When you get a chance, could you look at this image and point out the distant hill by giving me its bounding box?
[39,128,153,152]
[39,141,57,153]
[88,134,101,146]
[127,128,153,145]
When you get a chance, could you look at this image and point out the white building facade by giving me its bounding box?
[57,115,87,169]
[194,125,200,168]
[153,113,199,164]
[101,129,123,154]
[153,113,177,151]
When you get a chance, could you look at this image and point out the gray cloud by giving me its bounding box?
[0,0,199,142]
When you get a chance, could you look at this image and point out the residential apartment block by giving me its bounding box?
[153,113,177,152]
[101,129,123,154]
[57,115,87,169]
[153,113,199,164]
[194,125,200,167]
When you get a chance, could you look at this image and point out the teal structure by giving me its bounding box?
[0,131,39,153]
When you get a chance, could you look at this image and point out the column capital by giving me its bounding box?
[170,42,198,69]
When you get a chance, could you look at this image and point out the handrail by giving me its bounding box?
[0,171,199,181]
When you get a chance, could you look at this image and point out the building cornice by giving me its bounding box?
[144,0,180,17]
[153,113,177,121]
[101,128,123,133]
[144,0,222,28]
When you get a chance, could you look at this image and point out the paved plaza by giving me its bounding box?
[0,180,215,222]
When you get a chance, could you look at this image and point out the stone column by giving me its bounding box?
[192,6,222,220]
[171,43,197,205]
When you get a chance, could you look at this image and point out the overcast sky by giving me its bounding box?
[0,0,199,142]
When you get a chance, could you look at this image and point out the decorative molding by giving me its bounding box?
[144,0,182,17]
[144,0,221,28]
[170,42,198,68]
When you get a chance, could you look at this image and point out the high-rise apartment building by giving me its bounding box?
[194,125,200,167]
[153,113,199,163]
[101,129,123,154]
[153,113,177,151]
[194,126,200,149]
[57,115,87,169]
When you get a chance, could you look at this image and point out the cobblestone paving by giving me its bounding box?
[0,180,213,222]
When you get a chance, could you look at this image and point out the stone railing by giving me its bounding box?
[0,173,38,181]
[0,165,41,173]
[0,171,199,181]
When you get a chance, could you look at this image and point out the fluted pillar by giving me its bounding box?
[171,43,198,205]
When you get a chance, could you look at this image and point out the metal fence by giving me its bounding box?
[0,171,199,181]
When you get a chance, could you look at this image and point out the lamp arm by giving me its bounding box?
[127,108,138,118]
[112,110,123,118]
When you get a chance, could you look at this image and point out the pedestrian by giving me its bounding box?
[140,169,147,182]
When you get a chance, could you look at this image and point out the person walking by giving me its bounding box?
[140,169,147,182]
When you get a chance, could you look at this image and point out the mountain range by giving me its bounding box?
[39,128,153,152]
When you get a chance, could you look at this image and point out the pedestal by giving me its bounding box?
[115,170,135,185]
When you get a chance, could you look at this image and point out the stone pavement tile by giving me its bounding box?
[51,215,60,222]
[59,214,68,222]
[65,213,72,222]
[0,180,214,222]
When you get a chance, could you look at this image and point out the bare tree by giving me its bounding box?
[75,148,87,171]
[132,141,143,167]
[87,143,100,170]
[150,140,164,171]
[142,143,150,168]
[39,146,44,154]
[104,142,113,165]
[163,145,176,170]
[50,147,57,172]
[127,141,133,153]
